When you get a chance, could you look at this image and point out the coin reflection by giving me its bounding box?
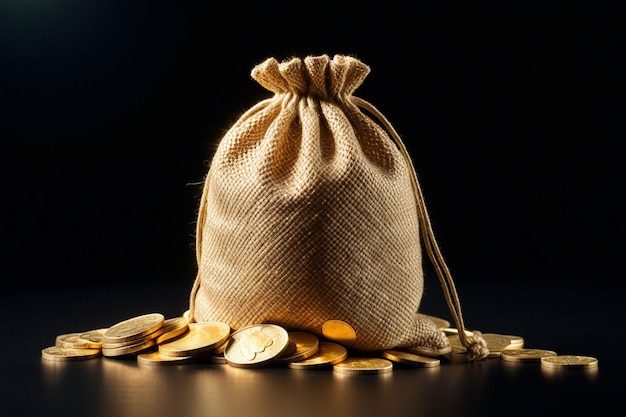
[39,354,495,417]
[541,364,599,380]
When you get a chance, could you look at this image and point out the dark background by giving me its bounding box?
[1,1,623,292]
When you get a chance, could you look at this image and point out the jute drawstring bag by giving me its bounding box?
[188,54,489,360]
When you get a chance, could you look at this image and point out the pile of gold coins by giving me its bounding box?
[41,312,598,374]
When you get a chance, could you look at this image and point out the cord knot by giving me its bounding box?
[465,330,490,361]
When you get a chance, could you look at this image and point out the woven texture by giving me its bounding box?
[189,55,448,351]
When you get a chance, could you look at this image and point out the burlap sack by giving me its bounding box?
[189,54,488,359]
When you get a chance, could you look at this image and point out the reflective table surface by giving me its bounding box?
[2,278,620,417]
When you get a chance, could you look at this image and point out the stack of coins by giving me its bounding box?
[141,321,232,365]
[40,313,189,362]
[41,328,109,362]
[501,349,598,370]
[41,312,598,374]
[101,313,168,357]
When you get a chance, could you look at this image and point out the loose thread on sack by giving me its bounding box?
[188,171,213,323]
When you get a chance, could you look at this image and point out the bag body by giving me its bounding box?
[189,55,484,356]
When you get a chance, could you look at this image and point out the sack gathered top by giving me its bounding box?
[188,54,489,361]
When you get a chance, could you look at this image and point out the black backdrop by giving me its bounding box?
[2,1,623,290]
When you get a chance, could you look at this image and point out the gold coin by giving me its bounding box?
[447,333,511,357]
[502,335,524,349]
[287,342,348,370]
[482,333,513,357]
[280,340,297,358]
[540,355,598,369]
[213,339,228,355]
[405,345,452,357]
[224,324,289,367]
[446,334,468,354]
[321,320,357,346]
[201,341,229,363]
[55,332,93,349]
[440,327,474,337]
[333,358,393,375]
[419,314,451,329]
[158,322,230,357]
[277,332,319,363]
[381,350,441,367]
[103,313,164,344]
[154,317,189,345]
[101,335,152,349]
[137,350,194,366]
[101,320,167,350]
[41,346,101,361]
[500,348,558,363]
[101,338,156,357]
[77,328,108,349]
[101,328,161,349]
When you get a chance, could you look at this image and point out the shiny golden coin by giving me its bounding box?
[482,333,513,357]
[447,333,511,357]
[208,339,228,364]
[405,345,452,358]
[280,340,297,358]
[381,350,441,367]
[446,334,468,354]
[158,322,230,357]
[155,317,189,345]
[213,339,228,355]
[321,320,357,346]
[77,328,108,349]
[502,335,524,349]
[441,327,474,337]
[137,350,194,366]
[101,335,152,349]
[101,328,160,349]
[287,342,348,370]
[148,321,180,344]
[202,342,229,363]
[500,348,558,363]
[55,332,93,349]
[102,338,156,357]
[419,314,451,329]
[224,324,289,367]
[333,358,393,375]
[540,355,598,369]
[41,346,101,361]
[103,313,164,344]
[101,326,167,349]
[277,332,320,363]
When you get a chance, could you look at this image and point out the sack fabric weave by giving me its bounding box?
[189,54,488,359]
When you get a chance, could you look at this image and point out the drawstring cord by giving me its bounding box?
[352,96,489,361]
